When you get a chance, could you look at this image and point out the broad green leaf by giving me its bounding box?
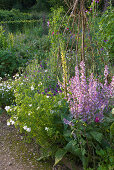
[90,131,103,143]
[54,148,67,166]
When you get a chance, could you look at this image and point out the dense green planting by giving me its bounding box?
[0,9,31,21]
[0,20,49,78]
[0,1,114,169]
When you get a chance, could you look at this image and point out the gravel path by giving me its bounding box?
[0,111,67,170]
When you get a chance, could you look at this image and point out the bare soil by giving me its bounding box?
[0,111,68,170]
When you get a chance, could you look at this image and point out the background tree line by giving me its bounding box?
[0,0,113,12]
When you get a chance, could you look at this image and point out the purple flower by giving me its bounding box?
[101,48,104,51]
[95,117,100,122]
[63,118,74,126]
[55,88,58,93]
[65,62,113,123]
[104,40,108,42]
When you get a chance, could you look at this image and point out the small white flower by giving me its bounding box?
[112,108,114,115]
[28,111,32,116]
[50,110,54,114]
[10,119,15,125]
[31,85,34,90]
[15,73,19,77]
[21,83,23,85]
[45,70,47,72]
[13,116,18,120]
[45,127,49,131]
[23,126,28,130]
[26,128,31,132]
[36,107,40,110]
[5,106,10,112]
[29,104,32,107]
[38,82,42,86]
[58,101,61,105]
[7,86,11,90]
[7,121,10,126]
[46,96,49,98]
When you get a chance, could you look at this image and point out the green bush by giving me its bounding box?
[6,62,69,154]
[98,6,114,65]
[0,50,18,77]
[0,9,31,21]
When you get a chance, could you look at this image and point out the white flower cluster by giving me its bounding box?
[31,85,34,90]
[5,106,11,112]
[58,101,61,105]
[46,96,49,98]
[45,127,49,131]
[36,106,40,110]
[7,119,15,126]
[23,125,31,132]
[13,73,21,80]
[38,82,42,86]
[7,116,18,126]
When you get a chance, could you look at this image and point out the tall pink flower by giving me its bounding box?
[66,62,113,123]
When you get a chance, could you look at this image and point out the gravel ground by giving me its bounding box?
[0,111,68,170]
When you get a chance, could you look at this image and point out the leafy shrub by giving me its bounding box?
[98,6,114,64]
[61,113,114,169]
[0,50,18,77]
[55,61,114,168]
[0,9,31,21]
[6,62,69,154]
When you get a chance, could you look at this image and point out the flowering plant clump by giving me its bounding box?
[0,80,15,108]
[65,61,113,123]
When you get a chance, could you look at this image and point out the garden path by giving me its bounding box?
[0,111,67,170]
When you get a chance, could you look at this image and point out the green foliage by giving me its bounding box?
[96,148,114,169]
[54,148,67,166]
[0,9,31,21]
[0,50,18,77]
[0,22,49,78]
[1,2,114,169]
[59,113,114,169]
[48,7,69,80]
[0,26,8,48]
[0,79,15,108]
[6,61,69,154]
[98,6,114,64]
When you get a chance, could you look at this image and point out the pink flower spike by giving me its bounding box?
[95,117,100,123]
[52,32,54,35]
[104,65,108,78]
